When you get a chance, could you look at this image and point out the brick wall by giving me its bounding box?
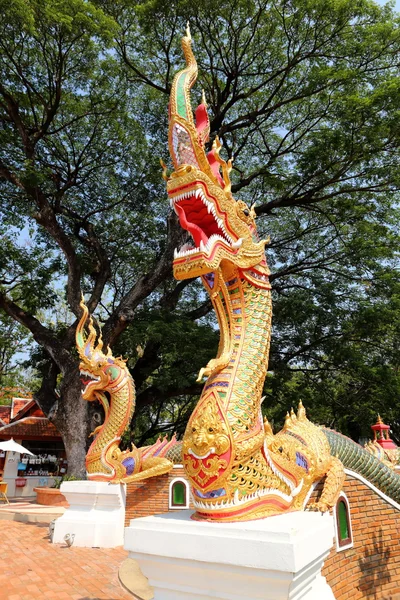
[125,466,193,526]
[321,474,400,600]
[125,466,400,600]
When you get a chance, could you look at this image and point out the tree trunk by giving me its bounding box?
[53,367,90,478]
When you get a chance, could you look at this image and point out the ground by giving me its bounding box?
[0,520,132,600]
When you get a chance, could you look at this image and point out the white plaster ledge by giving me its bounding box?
[124,510,336,600]
[52,480,126,548]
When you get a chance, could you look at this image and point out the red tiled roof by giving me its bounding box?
[11,398,31,419]
[10,399,45,422]
[0,406,11,425]
[0,417,61,439]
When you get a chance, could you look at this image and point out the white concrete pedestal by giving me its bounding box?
[124,510,336,600]
[53,481,126,548]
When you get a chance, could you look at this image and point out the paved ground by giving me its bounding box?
[0,497,65,523]
[0,520,132,600]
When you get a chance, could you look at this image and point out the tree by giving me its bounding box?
[1,0,400,474]
[0,312,32,390]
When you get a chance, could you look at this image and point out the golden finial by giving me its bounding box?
[264,416,273,436]
[297,400,306,421]
[212,136,233,193]
[97,332,104,352]
[160,158,169,181]
[377,414,384,424]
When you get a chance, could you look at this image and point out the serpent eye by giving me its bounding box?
[208,427,214,433]
[243,209,250,216]
[192,427,196,433]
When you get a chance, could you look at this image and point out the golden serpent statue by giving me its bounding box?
[165,27,345,522]
[76,298,173,483]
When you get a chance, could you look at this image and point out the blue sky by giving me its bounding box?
[376,0,400,10]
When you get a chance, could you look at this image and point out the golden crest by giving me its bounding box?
[183,391,234,493]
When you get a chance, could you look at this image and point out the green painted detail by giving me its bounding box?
[107,365,119,381]
[338,501,349,540]
[218,392,227,399]
[176,73,188,119]
[172,481,186,505]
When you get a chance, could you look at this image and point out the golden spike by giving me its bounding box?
[223,159,233,193]
[264,416,273,436]
[185,21,191,40]
[262,236,271,246]
[290,407,297,421]
[212,136,221,155]
[250,203,257,219]
[201,89,207,107]
[297,400,307,421]
[87,314,97,349]
[97,332,104,352]
[284,412,291,430]
[160,158,169,181]
[211,136,233,193]
[76,295,90,359]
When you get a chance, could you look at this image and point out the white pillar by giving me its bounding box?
[3,444,20,497]
[124,510,336,600]
[53,481,126,548]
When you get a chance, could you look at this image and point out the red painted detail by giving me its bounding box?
[184,446,232,492]
[175,203,208,247]
[195,103,209,144]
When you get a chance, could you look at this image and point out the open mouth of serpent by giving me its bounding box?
[169,185,242,258]
[80,370,100,392]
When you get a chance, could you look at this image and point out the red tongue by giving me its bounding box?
[175,203,208,247]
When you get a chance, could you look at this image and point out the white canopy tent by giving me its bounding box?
[0,438,35,456]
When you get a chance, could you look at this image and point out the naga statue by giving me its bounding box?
[165,28,400,522]
[164,27,346,522]
[76,298,174,483]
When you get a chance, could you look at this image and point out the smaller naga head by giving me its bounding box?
[166,27,268,281]
[76,298,129,401]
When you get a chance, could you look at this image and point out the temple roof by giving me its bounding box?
[11,398,31,419]
[0,417,61,440]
